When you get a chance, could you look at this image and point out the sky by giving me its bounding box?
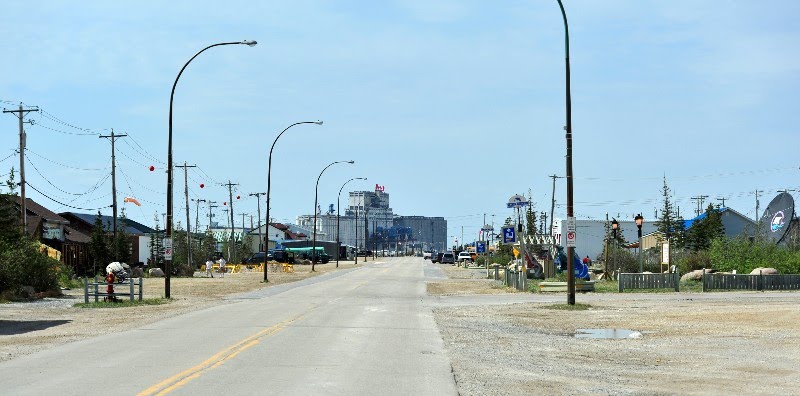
[2,1,799,245]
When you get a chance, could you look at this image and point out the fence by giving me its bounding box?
[702,270,800,292]
[83,277,143,303]
[618,272,680,292]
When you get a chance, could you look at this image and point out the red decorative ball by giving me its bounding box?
[236,195,240,200]
[149,165,155,172]
[223,202,227,206]
[200,183,205,188]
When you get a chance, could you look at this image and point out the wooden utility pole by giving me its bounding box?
[248,192,266,252]
[99,129,127,260]
[3,104,38,232]
[175,162,196,267]
[222,181,239,262]
[548,175,562,235]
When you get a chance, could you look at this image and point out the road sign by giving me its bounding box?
[476,241,486,253]
[506,194,530,208]
[502,226,516,243]
[566,216,576,232]
[163,238,173,260]
[565,231,576,247]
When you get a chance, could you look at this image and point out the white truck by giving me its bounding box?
[457,251,473,263]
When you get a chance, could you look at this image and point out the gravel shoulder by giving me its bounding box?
[428,265,800,395]
[0,261,361,362]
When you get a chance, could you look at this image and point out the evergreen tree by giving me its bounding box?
[149,221,164,270]
[113,209,132,263]
[686,204,725,251]
[654,177,685,248]
[88,211,110,274]
[525,197,537,237]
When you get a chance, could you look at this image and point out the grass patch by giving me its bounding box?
[74,298,168,308]
[542,303,592,310]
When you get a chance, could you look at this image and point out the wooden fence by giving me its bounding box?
[702,270,800,292]
[619,272,680,292]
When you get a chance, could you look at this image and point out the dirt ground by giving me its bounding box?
[428,266,800,395]
[0,261,361,362]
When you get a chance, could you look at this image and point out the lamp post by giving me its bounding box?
[313,160,355,272]
[635,214,644,272]
[556,0,576,305]
[611,218,618,279]
[337,177,367,268]
[263,121,323,282]
[165,39,256,299]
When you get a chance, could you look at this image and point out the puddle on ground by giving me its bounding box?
[575,329,642,339]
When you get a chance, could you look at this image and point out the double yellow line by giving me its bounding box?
[138,315,300,396]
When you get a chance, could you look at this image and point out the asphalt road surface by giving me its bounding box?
[0,257,458,395]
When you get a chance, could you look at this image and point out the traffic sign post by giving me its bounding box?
[502,226,516,244]
[476,241,486,253]
[163,238,173,260]
[565,216,576,247]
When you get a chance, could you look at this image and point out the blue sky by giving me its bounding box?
[2,1,799,244]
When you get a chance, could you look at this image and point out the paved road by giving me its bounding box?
[0,257,458,395]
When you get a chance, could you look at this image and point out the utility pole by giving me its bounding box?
[717,197,727,208]
[548,175,563,235]
[191,198,206,234]
[99,129,127,261]
[691,195,709,216]
[248,192,266,252]
[240,212,247,239]
[753,190,764,229]
[175,162,196,267]
[222,208,230,260]
[3,104,38,232]
[207,201,218,231]
[222,180,239,262]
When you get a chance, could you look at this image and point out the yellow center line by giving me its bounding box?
[138,312,306,396]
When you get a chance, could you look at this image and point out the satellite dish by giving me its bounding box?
[759,192,795,244]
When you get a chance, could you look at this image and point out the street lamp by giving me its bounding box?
[312,160,355,271]
[263,120,323,282]
[608,218,619,279]
[337,177,367,268]
[165,40,256,299]
[635,213,644,272]
[556,0,576,305]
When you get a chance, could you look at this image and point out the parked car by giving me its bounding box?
[441,252,455,264]
[358,250,373,257]
[432,252,444,263]
[423,252,432,260]
[457,251,473,263]
[243,251,272,264]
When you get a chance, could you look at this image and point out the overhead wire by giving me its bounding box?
[25,181,108,211]
[25,148,109,171]
[24,156,108,196]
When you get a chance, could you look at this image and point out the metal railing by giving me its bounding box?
[83,277,143,303]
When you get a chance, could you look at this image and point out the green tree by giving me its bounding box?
[149,221,164,270]
[200,230,218,262]
[654,177,685,248]
[112,209,132,263]
[88,212,110,275]
[686,204,725,252]
[525,202,537,237]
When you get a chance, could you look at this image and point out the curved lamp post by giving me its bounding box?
[555,0,575,305]
[165,40,256,298]
[337,177,367,268]
[312,160,354,271]
[263,120,323,282]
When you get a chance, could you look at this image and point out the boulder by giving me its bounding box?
[131,267,144,278]
[681,269,705,282]
[20,285,35,299]
[750,267,779,275]
[148,268,165,277]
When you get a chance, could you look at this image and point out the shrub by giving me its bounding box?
[0,237,60,297]
[675,250,712,274]
[709,236,800,274]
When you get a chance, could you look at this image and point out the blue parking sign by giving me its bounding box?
[502,226,516,243]
[476,241,486,253]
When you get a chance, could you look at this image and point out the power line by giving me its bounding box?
[25,148,109,171]
[25,181,108,211]
[25,155,108,196]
